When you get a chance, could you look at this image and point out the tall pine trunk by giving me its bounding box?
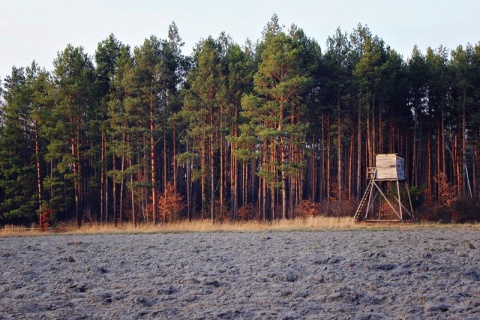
[150,94,157,224]
[326,115,331,201]
[34,119,43,208]
[337,100,342,208]
[100,131,106,223]
[461,89,467,196]
[357,101,362,199]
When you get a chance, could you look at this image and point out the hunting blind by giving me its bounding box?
[354,154,414,222]
[373,154,405,181]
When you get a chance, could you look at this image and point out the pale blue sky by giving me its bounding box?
[0,0,478,80]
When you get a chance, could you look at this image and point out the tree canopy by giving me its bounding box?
[1,17,480,226]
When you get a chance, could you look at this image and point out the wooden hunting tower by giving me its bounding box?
[354,154,414,222]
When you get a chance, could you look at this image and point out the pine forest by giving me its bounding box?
[1,16,480,227]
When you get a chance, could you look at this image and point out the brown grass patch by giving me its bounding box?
[1,216,479,237]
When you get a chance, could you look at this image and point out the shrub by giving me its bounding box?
[39,207,54,231]
[157,183,186,223]
[213,199,231,223]
[415,206,452,223]
[405,185,425,209]
[452,199,479,223]
[237,204,259,221]
[434,172,457,207]
[294,200,319,219]
[321,200,357,218]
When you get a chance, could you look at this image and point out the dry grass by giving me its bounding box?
[1,217,479,237]
[1,217,354,236]
[0,223,40,236]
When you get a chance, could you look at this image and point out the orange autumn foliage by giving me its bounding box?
[157,183,186,222]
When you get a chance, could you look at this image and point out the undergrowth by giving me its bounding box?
[1,216,479,237]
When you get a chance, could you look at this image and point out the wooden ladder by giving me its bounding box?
[353,180,374,221]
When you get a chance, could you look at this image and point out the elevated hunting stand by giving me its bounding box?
[354,154,414,222]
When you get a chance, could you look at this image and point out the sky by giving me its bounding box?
[0,0,479,81]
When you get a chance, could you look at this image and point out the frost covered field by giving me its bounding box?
[1,229,479,319]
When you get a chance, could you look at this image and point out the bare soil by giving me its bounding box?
[1,229,479,319]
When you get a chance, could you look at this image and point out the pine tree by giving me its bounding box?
[451,44,476,198]
[95,34,124,223]
[107,44,140,225]
[239,28,312,219]
[325,27,353,206]
[49,45,95,226]
[182,37,223,222]
[223,40,255,220]
[0,63,52,224]
[0,67,37,223]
